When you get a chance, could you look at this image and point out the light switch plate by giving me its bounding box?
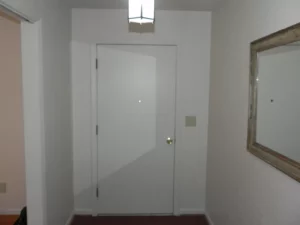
[185,116,197,127]
[0,183,7,193]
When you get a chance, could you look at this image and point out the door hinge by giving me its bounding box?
[96,187,99,198]
[96,125,98,135]
[96,58,98,69]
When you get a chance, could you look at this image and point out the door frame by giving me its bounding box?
[90,44,180,216]
[21,20,47,225]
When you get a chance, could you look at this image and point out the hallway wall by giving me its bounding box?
[207,0,300,224]
[72,9,211,214]
[41,1,74,225]
[0,11,25,213]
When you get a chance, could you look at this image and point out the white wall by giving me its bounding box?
[41,1,73,225]
[72,9,211,214]
[207,0,300,225]
[257,47,300,162]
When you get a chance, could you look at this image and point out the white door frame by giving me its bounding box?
[0,4,47,225]
[21,20,47,225]
[90,44,180,216]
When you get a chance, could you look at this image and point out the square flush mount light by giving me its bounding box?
[128,0,155,24]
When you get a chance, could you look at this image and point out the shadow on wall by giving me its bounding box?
[74,146,173,214]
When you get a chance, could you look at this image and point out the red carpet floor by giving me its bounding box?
[71,216,209,225]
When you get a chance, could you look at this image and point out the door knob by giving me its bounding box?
[166,137,174,145]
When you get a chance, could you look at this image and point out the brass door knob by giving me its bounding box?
[166,137,174,145]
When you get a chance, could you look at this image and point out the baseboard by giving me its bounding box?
[74,208,93,215]
[74,208,207,217]
[65,211,74,225]
[179,208,205,215]
[205,212,215,225]
[0,209,22,215]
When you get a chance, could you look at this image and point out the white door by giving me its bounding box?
[96,45,176,214]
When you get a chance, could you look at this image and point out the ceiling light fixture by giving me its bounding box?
[128,0,155,24]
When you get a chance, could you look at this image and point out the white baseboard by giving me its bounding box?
[205,212,215,225]
[65,211,74,225]
[0,209,22,215]
[74,208,208,218]
[74,208,93,215]
[179,208,205,215]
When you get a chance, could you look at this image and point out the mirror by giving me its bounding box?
[248,23,300,182]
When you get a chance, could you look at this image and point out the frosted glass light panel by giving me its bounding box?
[129,0,155,24]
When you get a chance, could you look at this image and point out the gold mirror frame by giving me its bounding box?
[248,23,300,182]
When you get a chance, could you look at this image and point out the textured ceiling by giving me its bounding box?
[69,0,224,11]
